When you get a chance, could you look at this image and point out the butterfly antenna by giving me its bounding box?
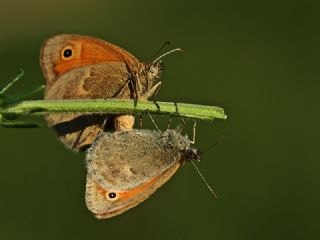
[0,68,24,95]
[202,135,224,154]
[191,160,218,199]
[154,41,171,59]
[152,48,183,64]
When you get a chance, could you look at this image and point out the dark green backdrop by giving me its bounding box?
[0,0,319,239]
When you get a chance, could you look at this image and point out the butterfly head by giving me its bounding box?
[144,59,164,81]
[181,148,201,164]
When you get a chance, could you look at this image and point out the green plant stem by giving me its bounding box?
[0,99,227,121]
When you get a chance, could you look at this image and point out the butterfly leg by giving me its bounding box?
[165,115,173,132]
[147,82,162,111]
[174,102,186,133]
[72,128,88,150]
[190,120,197,144]
[153,99,160,111]
[126,77,138,106]
[139,114,143,129]
[115,78,131,98]
[147,110,161,134]
[131,76,141,106]
[135,74,142,93]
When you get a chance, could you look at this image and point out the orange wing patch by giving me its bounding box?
[53,39,126,78]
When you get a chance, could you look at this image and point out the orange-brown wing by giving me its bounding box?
[40,34,139,150]
[40,34,139,86]
[45,62,131,150]
[85,164,180,219]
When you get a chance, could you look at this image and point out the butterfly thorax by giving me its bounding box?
[164,130,200,164]
[129,61,163,100]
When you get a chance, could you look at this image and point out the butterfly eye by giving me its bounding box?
[106,192,118,201]
[61,46,74,60]
[149,66,155,73]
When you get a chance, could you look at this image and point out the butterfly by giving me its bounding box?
[40,34,179,150]
[85,129,200,219]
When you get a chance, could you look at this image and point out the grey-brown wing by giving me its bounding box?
[45,62,131,151]
[86,130,179,190]
[85,130,182,218]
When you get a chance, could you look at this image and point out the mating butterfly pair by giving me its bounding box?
[41,34,199,218]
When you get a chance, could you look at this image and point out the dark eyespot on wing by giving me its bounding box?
[63,48,73,58]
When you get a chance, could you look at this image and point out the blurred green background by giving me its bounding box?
[0,0,319,239]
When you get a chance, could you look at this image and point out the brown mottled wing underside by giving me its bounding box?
[85,130,182,218]
[45,62,131,150]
